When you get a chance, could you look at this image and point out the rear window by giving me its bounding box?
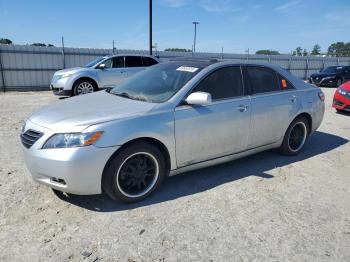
[277,74,294,90]
[142,57,158,66]
[245,66,279,94]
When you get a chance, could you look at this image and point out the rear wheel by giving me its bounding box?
[279,116,309,155]
[73,79,96,96]
[102,142,166,203]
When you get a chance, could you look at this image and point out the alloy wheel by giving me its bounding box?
[116,152,159,198]
[76,82,94,95]
[288,122,307,152]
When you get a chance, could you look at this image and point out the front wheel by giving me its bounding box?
[279,117,309,155]
[336,78,343,87]
[72,79,96,96]
[102,142,166,203]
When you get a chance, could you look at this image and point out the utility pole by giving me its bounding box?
[192,21,199,53]
[112,40,115,55]
[149,0,153,56]
[61,36,65,69]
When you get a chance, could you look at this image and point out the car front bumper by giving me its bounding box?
[333,92,350,111]
[50,85,72,96]
[50,76,72,96]
[309,77,337,87]
[21,121,119,195]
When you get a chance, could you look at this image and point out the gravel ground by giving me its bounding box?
[0,88,349,262]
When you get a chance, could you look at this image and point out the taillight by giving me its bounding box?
[318,91,325,102]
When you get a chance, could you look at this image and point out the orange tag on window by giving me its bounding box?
[281,79,287,88]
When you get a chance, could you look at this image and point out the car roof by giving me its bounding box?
[108,54,159,59]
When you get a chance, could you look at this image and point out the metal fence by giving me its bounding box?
[1,44,350,91]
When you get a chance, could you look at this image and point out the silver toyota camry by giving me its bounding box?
[21,59,325,203]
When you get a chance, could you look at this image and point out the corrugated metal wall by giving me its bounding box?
[0,44,350,91]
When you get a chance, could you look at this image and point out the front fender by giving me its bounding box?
[64,71,100,90]
[83,110,177,170]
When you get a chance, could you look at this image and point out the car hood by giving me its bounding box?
[310,73,337,78]
[29,91,156,132]
[54,67,88,76]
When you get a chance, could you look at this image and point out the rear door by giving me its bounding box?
[142,56,158,67]
[244,66,300,148]
[124,56,145,78]
[174,66,251,167]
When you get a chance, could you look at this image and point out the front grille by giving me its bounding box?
[333,99,344,106]
[21,130,44,149]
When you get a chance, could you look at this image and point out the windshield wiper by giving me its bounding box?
[111,92,147,102]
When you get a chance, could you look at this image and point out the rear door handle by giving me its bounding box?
[237,105,249,112]
[291,95,297,103]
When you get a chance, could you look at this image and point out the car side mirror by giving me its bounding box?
[97,63,106,69]
[185,92,212,106]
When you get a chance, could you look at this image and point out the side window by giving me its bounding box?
[125,56,143,67]
[142,57,158,66]
[277,74,294,90]
[246,66,279,94]
[192,66,243,100]
[112,56,124,68]
[102,58,113,68]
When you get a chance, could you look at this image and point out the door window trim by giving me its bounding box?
[243,65,296,96]
[178,65,246,107]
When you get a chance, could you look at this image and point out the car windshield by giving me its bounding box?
[321,66,344,74]
[110,63,203,103]
[85,57,107,68]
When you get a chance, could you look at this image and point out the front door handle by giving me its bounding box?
[291,95,297,103]
[237,105,248,112]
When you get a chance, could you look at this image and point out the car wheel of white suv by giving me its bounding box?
[73,79,96,96]
[102,141,166,203]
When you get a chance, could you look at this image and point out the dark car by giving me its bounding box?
[309,66,350,87]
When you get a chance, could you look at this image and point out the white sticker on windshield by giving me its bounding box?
[176,66,199,73]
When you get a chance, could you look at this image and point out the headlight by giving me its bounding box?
[61,72,74,78]
[337,88,348,96]
[42,131,103,149]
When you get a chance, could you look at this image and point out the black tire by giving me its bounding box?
[72,79,97,96]
[102,142,166,203]
[336,78,343,87]
[279,116,309,156]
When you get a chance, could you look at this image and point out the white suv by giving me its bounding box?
[50,54,159,96]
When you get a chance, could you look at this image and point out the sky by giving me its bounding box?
[0,0,349,54]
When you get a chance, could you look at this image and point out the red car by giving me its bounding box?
[333,81,350,112]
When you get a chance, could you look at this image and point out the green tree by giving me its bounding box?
[302,49,308,56]
[293,46,303,56]
[164,48,191,52]
[255,50,280,55]
[0,38,12,45]
[31,43,47,47]
[327,42,350,57]
[311,44,321,55]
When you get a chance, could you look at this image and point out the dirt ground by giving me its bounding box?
[0,88,349,262]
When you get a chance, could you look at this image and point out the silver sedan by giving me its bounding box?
[21,59,325,203]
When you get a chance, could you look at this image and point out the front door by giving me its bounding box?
[174,66,251,167]
[97,56,126,87]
